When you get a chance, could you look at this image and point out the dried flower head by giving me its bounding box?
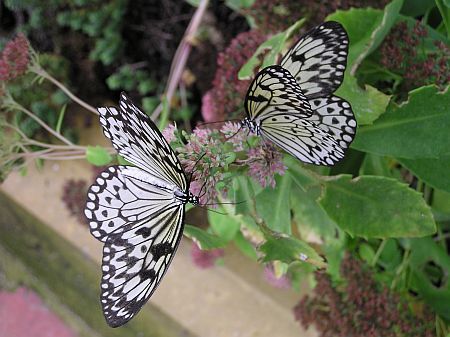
[191,242,224,269]
[247,141,286,188]
[62,179,88,224]
[0,33,30,82]
[293,255,435,337]
[204,30,267,122]
[380,20,450,93]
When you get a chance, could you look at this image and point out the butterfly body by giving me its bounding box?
[85,93,198,327]
[242,22,357,166]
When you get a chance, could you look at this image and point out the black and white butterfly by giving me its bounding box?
[84,93,198,327]
[242,21,357,166]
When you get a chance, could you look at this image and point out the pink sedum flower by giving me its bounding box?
[220,122,247,151]
[191,242,224,269]
[161,123,177,143]
[247,142,286,188]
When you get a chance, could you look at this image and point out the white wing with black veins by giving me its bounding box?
[280,21,349,99]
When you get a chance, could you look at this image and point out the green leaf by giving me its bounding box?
[238,18,305,79]
[183,225,227,250]
[233,231,258,261]
[232,176,257,215]
[378,239,402,271]
[328,0,403,73]
[158,97,169,130]
[55,104,67,134]
[291,185,337,239]
[328,4,403,125]
[255,174,291,234]
[358,242,376,264]
[259,231,326,269]
[224,0,255,10]
[85,145,113,166]
[352,85,450,158]
[335,75,390,125]
[284,156,321,190]
[319,175,436,238]
[401,0,435,16]
[436,0,450,38]
[399,155,450,193]
[409,237,450,321]
[208,207,240,242]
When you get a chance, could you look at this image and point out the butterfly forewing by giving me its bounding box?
[245,65,313,120]
[99,93,187,190]
[280,21,349,99]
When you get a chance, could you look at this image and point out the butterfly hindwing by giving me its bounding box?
[280,21,349,99]
[101,204,184,327]
[308,96,356,150]
[260,113,344,165]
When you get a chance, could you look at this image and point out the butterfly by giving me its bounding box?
[84,92,199,327]
[242,21,357,166]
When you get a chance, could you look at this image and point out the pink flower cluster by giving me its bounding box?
[201,30,267,122]
[161,121,287,206]
[0,33,30,82]
[190,242,224,269]
[247,141,287,188]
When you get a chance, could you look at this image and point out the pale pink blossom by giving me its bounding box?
[191,242,224,269]
[161,123,177,143]
[247,142,286,188]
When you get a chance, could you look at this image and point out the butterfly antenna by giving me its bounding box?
[201,200,247,207]
[196,118,241,128]
[196,205,228,215]
[224,123,244,141]
[187,152,207,184]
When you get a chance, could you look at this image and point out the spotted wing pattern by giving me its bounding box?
[85,94,191,327]
[308,96,356,150]
[280,21,349,99]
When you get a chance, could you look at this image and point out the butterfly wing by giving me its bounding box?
[98,92,187,191]
[260,113,344,165]
[85,165,185,327]
[245,65,313,120]
[308,96,356,150]
[280,21,349,99]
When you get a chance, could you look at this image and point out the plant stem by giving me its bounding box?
[15,104,74,146]
[370,239,387,267]
[151,0,209,121]
[30,66,98,115]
